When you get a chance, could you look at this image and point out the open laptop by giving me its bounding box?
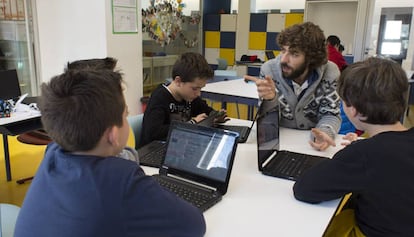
[199,110,256,143]
[153,121,239,211]
[256,104,329,181]
[137,140,167,168]
[265,51,275,60]
[0,69,38,104]
[0,69,21,100]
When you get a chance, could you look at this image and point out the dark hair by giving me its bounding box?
[338,44,345,53]
[277,22,327,71]
[327,35,341,47]
[39,69,125,151]
[337,57,408,124]
[172,52,213,82]
[66,57,118,71]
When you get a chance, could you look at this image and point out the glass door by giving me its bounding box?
[364,1,414,69]
[0,0,37,96]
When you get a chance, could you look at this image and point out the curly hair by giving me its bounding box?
[277,22,327,71]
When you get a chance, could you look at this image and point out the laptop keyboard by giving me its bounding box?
[154,176,216,209]
[266,152,325,180]
[140,145,167,167]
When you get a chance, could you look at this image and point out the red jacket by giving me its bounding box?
[327,44,347,71]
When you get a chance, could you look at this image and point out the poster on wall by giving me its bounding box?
[112,0,138,34]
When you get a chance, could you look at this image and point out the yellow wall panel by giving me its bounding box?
[248,32,266,50]
[205,31,220,48]
[285,13,304,28]
[219,48,235,66]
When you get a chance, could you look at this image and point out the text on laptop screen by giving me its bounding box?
[163,127,236,182]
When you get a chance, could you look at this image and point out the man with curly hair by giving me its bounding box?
[245,22,341,151]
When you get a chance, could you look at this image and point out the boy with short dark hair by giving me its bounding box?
[293,57,414,236]
[15,69,206,237]
[140,52,226,147]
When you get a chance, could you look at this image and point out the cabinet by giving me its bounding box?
[143,55,179,93]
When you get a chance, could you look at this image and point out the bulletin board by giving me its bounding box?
[111,0,138,34]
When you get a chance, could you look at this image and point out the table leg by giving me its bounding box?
[3,134,12,181]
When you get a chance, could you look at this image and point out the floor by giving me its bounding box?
[1,105,413,207]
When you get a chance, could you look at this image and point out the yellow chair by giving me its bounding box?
[127,114,143,149]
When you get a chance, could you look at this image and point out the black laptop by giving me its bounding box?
[0,69,21,100]
[0,69,38,104]
[137,140,167,168]
[153,121,239,211]
[199,110,255,143]
[256,104,328,181]
[265,51,275,60]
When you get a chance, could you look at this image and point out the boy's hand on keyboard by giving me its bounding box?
[309,128,336,151]
[214,109,230,123]
[193,113,208,123]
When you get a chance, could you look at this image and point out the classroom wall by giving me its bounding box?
[33,0,143,115]
[34,0,107,83]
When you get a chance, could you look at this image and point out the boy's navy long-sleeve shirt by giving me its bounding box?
[15,143,206,237]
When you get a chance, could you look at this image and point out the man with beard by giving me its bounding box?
[245,22,341,151]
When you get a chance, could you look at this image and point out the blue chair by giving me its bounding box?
[127,114,144,149]
[216,58,228,70]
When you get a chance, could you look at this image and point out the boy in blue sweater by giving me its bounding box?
[15,68,205,236]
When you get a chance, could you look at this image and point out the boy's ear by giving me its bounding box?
[174,76,182,86]
[349,106,364,119]
[107,126,120,147]
[173,76,181,82]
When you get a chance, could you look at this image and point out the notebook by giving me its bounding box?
[137,140,167,168]
[199,110,255,143]
[256,104,328,181]
[153,121,239,211]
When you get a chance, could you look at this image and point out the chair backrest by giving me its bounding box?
[214,70,237,77]
[216,58,228,70]
[0,203,21,237]
[127,114,144,150]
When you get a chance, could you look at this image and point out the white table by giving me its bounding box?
[0,111,42,181]
[142,119,346,236]
[201,79,259,120]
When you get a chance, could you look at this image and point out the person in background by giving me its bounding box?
[244,22,341,151]
[15,69,206,237]
[293,57,414,236]
[327,35,347,71]
[140,52,227,147]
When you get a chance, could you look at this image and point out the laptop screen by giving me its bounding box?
[0,69,21,100]
[256,104,280,170]
[265,51,275,60]
[163,123,238,183]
